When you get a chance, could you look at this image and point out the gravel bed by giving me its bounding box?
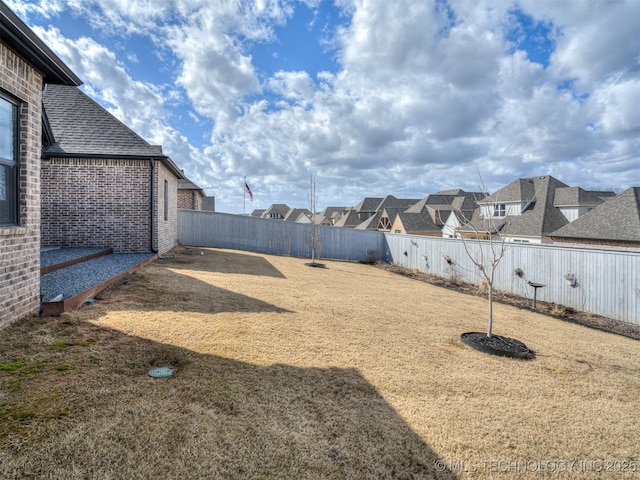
[41,253,154,302]
[41,247,110,268]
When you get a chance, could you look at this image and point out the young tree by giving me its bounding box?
[307,173,321,265]
[454,208,509,338]
[453,178,544,339]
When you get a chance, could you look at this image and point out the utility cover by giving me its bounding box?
[148,366,174,378]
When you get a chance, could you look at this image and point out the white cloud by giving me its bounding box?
[595,78,640,137]
[12,0,640,212]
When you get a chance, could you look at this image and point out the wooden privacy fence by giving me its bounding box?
[178,210,640,324]
[178,210,386,263]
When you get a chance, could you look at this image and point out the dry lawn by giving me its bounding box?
[0,247,638,479]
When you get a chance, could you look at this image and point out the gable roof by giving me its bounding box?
[406,190,482,214]
[394,211,441,234]
[42,84,168,158]
[480,177,541,204]
[262,204,290,217]
[0,2,81,85]
[178,177,204,192]
[284,208,311,222]
[332,208,361,228]
[553,187,615,207]
[321,206,348,222]
[376,207,409,229]
[466,176,570,238]
[376,195,420,211]
[550,188,640,242]
[42,85,183,179]
[354,211,383,230]
[311,212,332,225]
[354,197,384,213]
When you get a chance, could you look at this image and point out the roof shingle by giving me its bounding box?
[43,84,165,158]
[550,188,640,242]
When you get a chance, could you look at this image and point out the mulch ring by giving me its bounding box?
[460,332,535,360]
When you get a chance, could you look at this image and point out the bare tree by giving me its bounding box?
[452,178,545,338]
[308,173,320,264]
[454,209,509,338]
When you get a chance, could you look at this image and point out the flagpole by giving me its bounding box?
[243,176,246,215]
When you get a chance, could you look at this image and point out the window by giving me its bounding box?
[0,95,18,225]
[493,203,506,217]
[163,180,168,221]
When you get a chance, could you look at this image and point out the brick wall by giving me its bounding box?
[177,189,202,210]
[41,158,152,252]
[155,161,178,254]
[553,237,640,250]
[0,44,44,327]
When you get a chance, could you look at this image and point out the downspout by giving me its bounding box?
[149,158,157,253]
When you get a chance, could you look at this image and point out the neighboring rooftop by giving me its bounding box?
[468,176,571,238]
[551,187,640,242]
[553,187,616,207]
[284,208,311,222]
[178,178,205,191]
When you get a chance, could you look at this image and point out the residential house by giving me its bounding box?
[0,1,81,326]
[550,187,640,249]
[283,207,311,222]
[458,176,567,243]
[41,84,184,254]
[354,197,383,221]
[374,196,421,231]
[321,206,349,225]
[553,187,615,222]
[250,209,265,218]
[456,176,579,244]
[389,190,481,236]
[355,195,420,231]
[332,207,361,228]
[178,177,205,210]
[297,206,348,225]
[261,204,290,219]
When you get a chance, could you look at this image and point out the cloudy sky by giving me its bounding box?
[10,0,640,213]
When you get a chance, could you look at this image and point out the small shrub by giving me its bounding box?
[444,265,461,285]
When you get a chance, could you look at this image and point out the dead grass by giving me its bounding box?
[0,247,638,479]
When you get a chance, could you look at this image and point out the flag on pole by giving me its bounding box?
[245,182,253,202]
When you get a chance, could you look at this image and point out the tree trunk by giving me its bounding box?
[487,285,493,337]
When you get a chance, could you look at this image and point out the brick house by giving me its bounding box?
[178,177,206,210]
[41,84,184,254]
[0,2,81,326]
